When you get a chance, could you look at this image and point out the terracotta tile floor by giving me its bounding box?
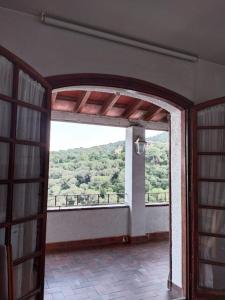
[44,241,176,300]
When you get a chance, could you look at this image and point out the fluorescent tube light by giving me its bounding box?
[41,13,198,62]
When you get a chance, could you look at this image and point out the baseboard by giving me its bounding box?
[147,231,169,241]
[46,236,125,252]
[46,231,169,253]
[128,231,169,244]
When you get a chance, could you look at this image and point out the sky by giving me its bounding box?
[50,121,164,151]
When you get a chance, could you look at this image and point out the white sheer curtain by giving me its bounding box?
[0,142,9,180]
[11,220,37,260]
[0,245,8,300]
[13,183,40,220]
[198,104,225,290]
[0,228,5,245]
[14,259,37,299]
[198,155,225,179]
[0,185,7,224]
[16,106,41,142]
[0,99,11,137]
[198,129,225,152]
[14,145,41,179]
[199,182,225,207]
[0,57,12,179]
[0,55,13,97]
[198,104,225,126]
[18,70,45,106]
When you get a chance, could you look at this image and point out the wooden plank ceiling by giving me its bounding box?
[52,90,169,122]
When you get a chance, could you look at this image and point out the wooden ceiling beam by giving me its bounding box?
[99,92,120,115]
[154,111,169,122]
[122,100,143,118]
[143,106,164,121]
[74,91,91,113]
[56,95,126,108]
[51,92,58,105]
[57,94,77,102]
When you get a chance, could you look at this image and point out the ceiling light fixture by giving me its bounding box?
[41,13,198,62]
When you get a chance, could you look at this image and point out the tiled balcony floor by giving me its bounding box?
[44,240,176,300]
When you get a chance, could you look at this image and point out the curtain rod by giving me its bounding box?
[41,13,198,63]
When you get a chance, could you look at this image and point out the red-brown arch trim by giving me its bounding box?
[46,73,193,110]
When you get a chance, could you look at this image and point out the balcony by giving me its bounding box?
[45,192,171,299]
[46,191,169,247]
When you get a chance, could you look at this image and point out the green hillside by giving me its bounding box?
[48,132,169,204]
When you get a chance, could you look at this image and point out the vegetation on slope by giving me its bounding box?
[48,132,169,201]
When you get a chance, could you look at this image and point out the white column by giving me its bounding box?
[125,126,146,237]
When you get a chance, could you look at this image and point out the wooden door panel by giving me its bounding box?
[0,45,51,300]
[192,100,225,299]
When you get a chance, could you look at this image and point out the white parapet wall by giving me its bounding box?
[145,205,169,233]
[46,205,169,243]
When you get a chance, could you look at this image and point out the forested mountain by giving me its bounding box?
[48,132,169,199]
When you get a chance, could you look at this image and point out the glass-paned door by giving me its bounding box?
[192,100,225,299]
[0,46,51,300]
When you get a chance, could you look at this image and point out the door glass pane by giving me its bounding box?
[199,263,225,290]
[14,145,41,179]
[198,129,225,152]
[14,258,39,299]
[18,70,45,107]
[198,182,225,207]
[199,236,225,263]
[0,56,13,97]
[16,107,41,142]
[11,220,38,260]
[0,99,11,137]
[13,183,41,220]
[198,155,225,179]
[199,209,225,235]
[0,142,9,179]
[0,185,7,223]
[197,103,225,126]
[0,228,5,244]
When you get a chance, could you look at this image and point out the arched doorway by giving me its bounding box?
[46,73,193,299]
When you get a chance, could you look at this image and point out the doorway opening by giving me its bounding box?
[45,119,171,300]
[43,81,186,300]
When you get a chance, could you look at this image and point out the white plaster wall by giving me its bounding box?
[1,8,225,103]
[145,205,169,233]
[46,207,129,243]
[125,126,146,237]
[0,8,194,99]
[46,205,169,243]
[170,111,182,288]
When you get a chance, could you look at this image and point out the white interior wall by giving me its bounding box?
[2,7,225,103]
[46,205,169,243]
[170,111,183,288]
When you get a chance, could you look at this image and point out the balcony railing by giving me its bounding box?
[48,193,126,209]
[47,192,169,209]
[145,192,169,204]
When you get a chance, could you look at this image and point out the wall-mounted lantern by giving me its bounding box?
[134,137,147,155]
